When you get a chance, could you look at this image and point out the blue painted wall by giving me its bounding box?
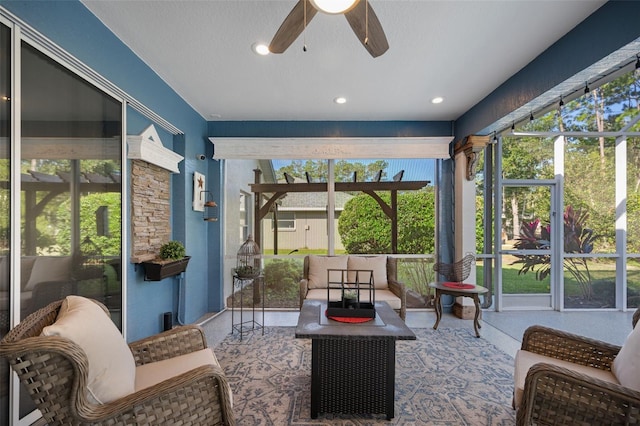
[456,0,640,138]
[209,120,452,138]
[2,0,218,340]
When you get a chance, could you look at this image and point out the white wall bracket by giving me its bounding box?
[127,124,183,173]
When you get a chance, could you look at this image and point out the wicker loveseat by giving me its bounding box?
[513,309,640,425]
[0,296,234,425]
[299,255,407,320]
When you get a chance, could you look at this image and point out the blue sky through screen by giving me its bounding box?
[271,159,435,182]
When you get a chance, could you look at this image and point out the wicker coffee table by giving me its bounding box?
[296,300,416,420]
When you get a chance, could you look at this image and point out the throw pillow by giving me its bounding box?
[307,255,348,289]
[612,322,640,391]
[347,256,388,288]
[42,295,136,404]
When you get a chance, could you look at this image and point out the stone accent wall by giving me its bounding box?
[131,160,171,262]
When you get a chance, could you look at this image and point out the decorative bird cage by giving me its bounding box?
[235,235,262,278]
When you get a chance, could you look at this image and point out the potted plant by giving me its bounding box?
[234,264,261,278]
[342,289,358,307]
[142,240,191,281]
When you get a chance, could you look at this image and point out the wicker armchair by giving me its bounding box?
[0,299,234,425]
[514,311,640,425]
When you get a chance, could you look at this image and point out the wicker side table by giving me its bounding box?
[429,282,488,337]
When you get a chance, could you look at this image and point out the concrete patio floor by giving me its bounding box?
[199,307,636,358]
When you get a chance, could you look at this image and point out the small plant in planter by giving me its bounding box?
[343,289,358,300]
[143,241,190,281]
[159,240,186,261]
[342,289,358,307]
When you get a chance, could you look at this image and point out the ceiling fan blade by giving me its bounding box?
[344,0,389,58]
[269,0,318,54]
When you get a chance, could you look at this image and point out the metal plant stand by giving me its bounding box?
[231,274,264,340]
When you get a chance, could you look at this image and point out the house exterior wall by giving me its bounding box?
[262,210,345,252]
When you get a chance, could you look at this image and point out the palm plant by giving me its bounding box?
[512,206,598,299]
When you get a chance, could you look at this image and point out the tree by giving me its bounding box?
[55,192,122,256]
[338,188,435,254]
[276,159,389,183]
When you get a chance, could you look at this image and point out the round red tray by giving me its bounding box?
[325,310,374,323]
[442,282,475,289]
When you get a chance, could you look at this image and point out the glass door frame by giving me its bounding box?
[495,179,560,311]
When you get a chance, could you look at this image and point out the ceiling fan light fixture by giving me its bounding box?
[310,0,358,14]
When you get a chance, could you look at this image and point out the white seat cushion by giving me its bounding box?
[347,255,388,288]
[42,295,136,404]
[307,255,348,289]
[354,289,401,310]
[135,348,232,406]
[612,323,640,391]
[513,349,619,408]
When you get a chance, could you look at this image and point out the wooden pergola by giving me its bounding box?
[14,170,120,256]
[250,169,430,254]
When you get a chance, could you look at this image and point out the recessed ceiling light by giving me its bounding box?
[334,97,347,104]
[252,43,270,56]
[431,97,444,104]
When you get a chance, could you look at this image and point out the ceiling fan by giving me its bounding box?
[269,0,389,58]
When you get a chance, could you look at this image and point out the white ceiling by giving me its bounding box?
[81,0,607,122]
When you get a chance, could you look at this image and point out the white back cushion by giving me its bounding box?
[25,256,72,291]
[347,256,388,289]
[307,255,348,289]
[42,296,135,404]
[612,323,640,391]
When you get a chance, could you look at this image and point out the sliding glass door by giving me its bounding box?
[20,41,123,321]
[2,38,124,425]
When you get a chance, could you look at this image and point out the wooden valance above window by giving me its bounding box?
[208,137,453,160]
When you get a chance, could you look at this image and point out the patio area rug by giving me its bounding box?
[214,327,516,425]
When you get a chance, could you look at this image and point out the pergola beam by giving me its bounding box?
[251,177,431,254]
[250,180,430,193]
